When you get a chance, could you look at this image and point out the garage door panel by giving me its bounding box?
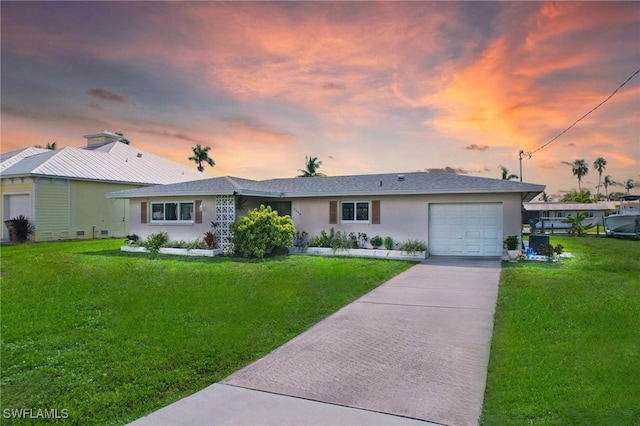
[467,245,481,254]
[429,203,503,256]
[483,229,498,239]
[467,217,482,226]
[466,231,481,239]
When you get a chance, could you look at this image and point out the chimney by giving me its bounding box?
[82,131,121,148]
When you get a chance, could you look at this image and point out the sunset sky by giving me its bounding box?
[2,1,639,197]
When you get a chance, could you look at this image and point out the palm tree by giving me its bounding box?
[45,141,57,150]
[500,166,518,181]
[624,179,635,195]
[593,157,607,200]
[115,132,130,145]
[297,156,326,177]
[603,175,615,199]
[561,212,595,236]
[189,144,215,172]
[571,159,589,192]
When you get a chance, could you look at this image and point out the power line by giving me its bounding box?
[519,67,640,182]
[531,67,640,155]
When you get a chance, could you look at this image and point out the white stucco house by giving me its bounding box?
[107,172,544,257]
[523,201,618,231]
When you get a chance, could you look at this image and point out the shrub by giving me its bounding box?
[504,235,519,250]
[355,232,368,248]
[311,228,335,248]
[143,232,169,253]
[187,239,204,250]
[331,231,352,251]
[384,236,394,250]
[537,243,564,260]
[230,205,295,258]
[203,231,216,249]
[165,239,204,249]
[294,231,310,250]
[370,235,383,249]
[125,234,140,245]
[167,239,188,248]
[203,222,219,249]
[6,215,35,243]
[398,239,428,254]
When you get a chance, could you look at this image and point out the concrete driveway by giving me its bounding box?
[131,256,501,426]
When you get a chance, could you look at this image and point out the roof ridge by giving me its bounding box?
[223,176,244,190]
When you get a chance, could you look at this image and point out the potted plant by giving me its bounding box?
[5,215,35,243]
[503,235,520,260]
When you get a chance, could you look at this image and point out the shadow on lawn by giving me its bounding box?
[81,249,292,264]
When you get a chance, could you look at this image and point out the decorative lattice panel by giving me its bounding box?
[215,195,236,253]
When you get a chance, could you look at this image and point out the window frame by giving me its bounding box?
[149,201,195,224]
[341,201,371,224]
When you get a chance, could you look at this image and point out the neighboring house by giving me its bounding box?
[107,172,545,257]
[523,201,618,231]
[1,131,206,242]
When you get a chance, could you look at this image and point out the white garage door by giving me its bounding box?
[429,203,503,256]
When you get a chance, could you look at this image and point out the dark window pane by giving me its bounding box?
[276,201,292,216]
[180,203,194,221]
[356,202,369,221]
[165,203,178,220]
[151,204,164,220]
[342,202,355,221]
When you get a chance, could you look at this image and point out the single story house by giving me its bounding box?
[523,201,618,231]
[107,172,545,257]
[1,131,206,242]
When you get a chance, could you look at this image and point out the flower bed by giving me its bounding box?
[288,246,427,261]
[121,246,223,257]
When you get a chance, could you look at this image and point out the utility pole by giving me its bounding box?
[518,150,532,182]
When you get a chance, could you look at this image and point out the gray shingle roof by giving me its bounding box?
[1,142,206,185]
[107,171,545,201]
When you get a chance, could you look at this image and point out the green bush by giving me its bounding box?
[503,235,519,250]
[230,205,295,258]
[331,231,352,251]
[370,235,383,249]
[398,239,427,254]
[384,236,394,250]
[143,232,169,253]
[311,228,335,247]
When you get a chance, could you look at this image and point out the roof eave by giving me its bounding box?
[106,190,236,199]
[1,172,154,186]
[282,186,546,199]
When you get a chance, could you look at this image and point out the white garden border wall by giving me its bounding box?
[121,246,223,257]
[289,246,427,261]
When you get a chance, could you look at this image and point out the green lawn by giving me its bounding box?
[482,237,640,425]
[0,240,413,425]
